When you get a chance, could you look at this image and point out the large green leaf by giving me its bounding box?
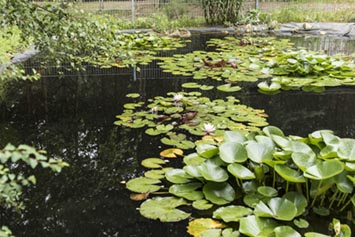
[239,215,277,237]
[292,152,318,172]
[139,197,190,222]
[283,192,308,216]
[219,142,248,163]
[197,144,219,159]
[126,177,161,193]
[213,205,253,222]
[227,163,255,180]
[304,160,344,180]
[169,182,204,201]
[165,168,192,184]
[203,182,236,205]
[198,159,229,182]
[224,131,247,143]
[274,226,301,237]
[254,197,298,221]
[338,138,355,161]
[246,141,273,164]
[275,164,306,183]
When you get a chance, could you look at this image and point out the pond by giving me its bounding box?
[1,34,355,237]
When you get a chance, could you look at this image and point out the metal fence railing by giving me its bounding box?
[68,0,355,21]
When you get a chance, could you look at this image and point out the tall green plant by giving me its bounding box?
[201,0,243,24]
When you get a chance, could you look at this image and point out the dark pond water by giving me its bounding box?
[1,34,355,237]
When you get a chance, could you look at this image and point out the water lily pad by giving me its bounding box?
[224,131,247,143]
[126,93,140,98]
[257,186,278,197]
[160,148,184,158]
[338,138,355,161]
[258,81,281,92]
[227,163,255,180]
[165,168,192,184]
[283,192,308,216]
[182,82,201,88]
[141,158,166,168]
[198,159,229,182]
[246,141,273,164]
[275,164,306,183]
[187,218,225,237]
[203,182,236,205]
[274,226,301,237]
[196,144,218,158]
[192,199,213,210]
[126,177,161,193]
[219,142,248,163]
[217,84,241,92]
[139,197,190,222]
[254,197,298,221]
[213,205,253,222]
[169,182,204,201]
[221,228,240,237]
[144,170,165,180]
[239,215,277,237]
[294,218,310,229]
[304,159,344,180]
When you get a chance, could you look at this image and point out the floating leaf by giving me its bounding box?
[126,177,161,193]
[213,205,253,222]
[203,182,236,205]
[239,215,277,237]
[227,163,255,180]
[169,182,204,201]
[257,186,278,197]
[187,218,225,237]
[275,164,306,183]
[274,226,301,237]
[196,144,218,158]
[304,160,344,180]
[139,197,190,222]
[198,159,229,182]
[257,81,281,92]
[130,193,149,201]
[294,218,310,229]
[254,197,298,221]
[126,93,140,98]
[144,170,165,180]
[192,199,213,210]
[141,158,166,168]
[165,168,192,184]
[246,141,273,164]
[219,142,248,163]
[160,148,183,158]
[217,84,241,92]
[338,138,355,161]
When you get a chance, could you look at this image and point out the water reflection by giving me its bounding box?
[1,35,355,236]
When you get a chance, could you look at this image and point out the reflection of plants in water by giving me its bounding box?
[126,126,354,236]
[115,91,268,149]
[0,144,68,236]
[159,37,355,93]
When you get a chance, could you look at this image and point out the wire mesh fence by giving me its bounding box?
[67,0,355,20]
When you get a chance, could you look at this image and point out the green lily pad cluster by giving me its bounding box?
[126,126,354,236]
[114,92,268,149]
[158,37,355,93]
[93,32,188,68]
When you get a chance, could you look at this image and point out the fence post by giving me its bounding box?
[131,0,135,22]
[255,0,259,9]
[99,0,104,10]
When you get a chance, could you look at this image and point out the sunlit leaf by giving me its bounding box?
[126,177,161,193]
[160,148,184,158]
[139,197,190,222]
[187,218,225,237]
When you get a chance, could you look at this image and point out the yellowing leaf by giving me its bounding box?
[130,193,149,201]
[187,218,225,237]
[160,148,184,158]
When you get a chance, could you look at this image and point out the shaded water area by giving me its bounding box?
[1,34,355,236]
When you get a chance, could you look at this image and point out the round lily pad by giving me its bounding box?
[126,177,161,193]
